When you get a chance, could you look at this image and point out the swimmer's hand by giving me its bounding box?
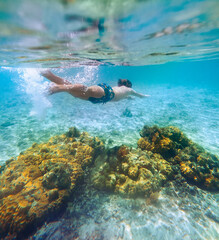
[131,90,150,98]
[141,94,150,98]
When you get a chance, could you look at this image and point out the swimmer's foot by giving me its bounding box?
[40,69,52,78]
[48,84,60,95]
[43,83,58,96]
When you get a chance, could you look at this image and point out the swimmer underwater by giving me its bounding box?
[41,70,150,104]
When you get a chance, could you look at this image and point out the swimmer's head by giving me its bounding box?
[118,79,132,88]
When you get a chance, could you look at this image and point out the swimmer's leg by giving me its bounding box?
[49,84,88,100]
[41,70,71,85]
[49,84,69,94]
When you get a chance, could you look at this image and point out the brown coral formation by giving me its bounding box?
[0,127,103,238]
[92,126,218,199]
[138,126,219,191]
[92,146,174,197]
[0,125,218,238]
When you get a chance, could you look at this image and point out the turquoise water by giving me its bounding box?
[1,61,219,163]
[0,0,219,239]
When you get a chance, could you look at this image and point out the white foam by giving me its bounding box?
[73,66,99,85]
[17,68,52,119]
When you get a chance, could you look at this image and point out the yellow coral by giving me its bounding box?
[160,137,172,148]
[137,138,152,151]
[180,162,194,179]
[0,128,101,238]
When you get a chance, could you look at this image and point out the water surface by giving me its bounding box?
[1,0,219,67]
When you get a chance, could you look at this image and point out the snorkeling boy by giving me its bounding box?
[41,70,150,104]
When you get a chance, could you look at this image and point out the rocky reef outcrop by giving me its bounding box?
[92,146,174,198]
[0,125,218,238]
[138,126,219,191]
[92,126,218,197]
[0,127,103,238]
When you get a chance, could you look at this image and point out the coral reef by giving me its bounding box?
[0,125,218,238]
[92,146,174,197]
[92,126,218,199]
[0,127,103,238]
[138,126,219,191]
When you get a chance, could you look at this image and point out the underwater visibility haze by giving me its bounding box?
[0,0,219,239]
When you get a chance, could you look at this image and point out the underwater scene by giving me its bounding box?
[0,0,219,239]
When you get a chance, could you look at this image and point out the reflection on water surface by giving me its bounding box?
[1,0,219,67]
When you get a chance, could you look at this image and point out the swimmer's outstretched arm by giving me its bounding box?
[41,70,71,85]
[130,89,150,98]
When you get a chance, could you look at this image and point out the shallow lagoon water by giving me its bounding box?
[1,61,218,163]
[0,61,218,239]
[0,0,219,239]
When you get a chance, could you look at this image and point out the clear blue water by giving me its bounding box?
[0,0,219,239]
[1,61,218,163]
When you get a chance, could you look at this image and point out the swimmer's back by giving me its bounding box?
[112,86,133,101]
